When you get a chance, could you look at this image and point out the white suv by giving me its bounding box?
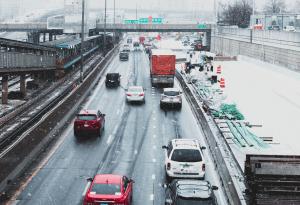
[162,139,206,182]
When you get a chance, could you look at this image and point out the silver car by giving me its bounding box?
[126,86,145,104]
[160,88,182,109]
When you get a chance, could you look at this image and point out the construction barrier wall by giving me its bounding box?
[211,34,300,72]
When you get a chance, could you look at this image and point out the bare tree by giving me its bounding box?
[219,0,252,28]
[264,0,286,14]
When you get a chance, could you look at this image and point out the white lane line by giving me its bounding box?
[153,126,156,129]
[150,194,154,201]
[116,109,120,115]
[153,145,157,150]
[153,134,157,138]
[152,158,156,163]
[134,149,138,155]
[152,174,156,180]
[153,117,156,121]
[82,181,91,197]
[106,134,114,145]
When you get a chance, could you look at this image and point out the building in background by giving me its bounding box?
[0,0,21,21]
[251,14,300,30]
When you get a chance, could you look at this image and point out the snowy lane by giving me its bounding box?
[219,56,300,154]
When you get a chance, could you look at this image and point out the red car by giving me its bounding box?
[74,109,105,137]
[83,174,134,205]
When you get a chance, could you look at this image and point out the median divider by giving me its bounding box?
[176,71,246,205]
[0,45,119,199]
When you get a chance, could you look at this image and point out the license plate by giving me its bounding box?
[100,203,108,205]
[84,124,89,127]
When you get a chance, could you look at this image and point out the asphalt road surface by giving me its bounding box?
[11,47,227,205]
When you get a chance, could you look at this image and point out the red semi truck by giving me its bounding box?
[150,49,176,87]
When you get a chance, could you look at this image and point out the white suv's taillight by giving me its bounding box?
[202,163,206,172]
[167,162,171,170]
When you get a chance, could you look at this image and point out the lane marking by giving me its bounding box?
[106,134,114,145]
[150,194,154,201]
[152,174,156,180]
[153,134,157,138]
[134,149,138,155]
[153,145,157,150]
[152,158,156,163]
[153,126,156,129]
[82,181,91,197]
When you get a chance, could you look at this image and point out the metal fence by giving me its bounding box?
[0,52,56,71]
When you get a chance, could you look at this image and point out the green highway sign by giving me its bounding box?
[197,24,207,29]
[124,18,163,24]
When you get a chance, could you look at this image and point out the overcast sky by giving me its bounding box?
[4,0,298,13]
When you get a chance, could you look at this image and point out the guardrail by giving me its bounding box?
[176,71,246,205]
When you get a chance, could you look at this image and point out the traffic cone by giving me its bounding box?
[220,77,225,88]
[217,65,222,74]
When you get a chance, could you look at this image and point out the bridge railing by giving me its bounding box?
[0,52,56,71]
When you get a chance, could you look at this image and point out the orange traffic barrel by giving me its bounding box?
[217,65,222,74]
[220,77,225,88]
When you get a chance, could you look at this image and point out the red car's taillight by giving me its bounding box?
[167,163,171,170]
[202,163,205,172]
[127,93,132,96]
[139,93,144,96]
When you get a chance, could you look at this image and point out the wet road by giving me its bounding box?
[12,47,227,205]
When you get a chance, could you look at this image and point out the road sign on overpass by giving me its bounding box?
[95,23,212,32]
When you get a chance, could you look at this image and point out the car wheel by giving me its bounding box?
[165,173,172,183]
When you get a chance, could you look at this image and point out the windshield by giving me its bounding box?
[164,91,180,96]
[171,149,202,162]
[176,197,214,205]
[91,183,121,195]
[77,114,97,121]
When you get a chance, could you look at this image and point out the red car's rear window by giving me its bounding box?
[91,183,121,195]
[77,114,97,121]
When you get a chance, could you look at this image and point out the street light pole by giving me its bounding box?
[80,0,85,82]
[113,0,116,43]
[103,0,107,55]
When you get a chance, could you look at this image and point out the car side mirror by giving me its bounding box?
[212,185,219,190]
[162,183,168,189]
[200,146,206,150]
[87,177,93,182]
[130,179,135,183]
[165,198,173,205]
[102,114,106,117]
[162,145,169,150]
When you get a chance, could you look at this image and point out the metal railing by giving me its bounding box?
[0,52,56,71]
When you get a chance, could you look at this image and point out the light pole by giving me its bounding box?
[113,0,116,43]
[80,0,85,82]
[103,0,107,55]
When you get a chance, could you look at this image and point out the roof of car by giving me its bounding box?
[163,88,180,92]
[175,180,212,199]
[79,109,98,115]
[128,86,143,90]
[93,174,122,184]
[171,139,200,149]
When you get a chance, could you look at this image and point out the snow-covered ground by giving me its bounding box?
[156,36,300,157]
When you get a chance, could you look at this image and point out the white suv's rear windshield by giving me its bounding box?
[91,183,121,195]
[77,114,97,121]
[171,149,202,162]
[164,91,180,96]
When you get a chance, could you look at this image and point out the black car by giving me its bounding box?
[165,180,218,205]
[119,51,129,61]
[105,73,121,87]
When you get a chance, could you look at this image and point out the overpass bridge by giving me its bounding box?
[0,37,56,104]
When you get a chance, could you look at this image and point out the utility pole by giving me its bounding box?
[103,0,107,55]
[135,3,137,20]
[113,0,116,43]
[80,0,85,82]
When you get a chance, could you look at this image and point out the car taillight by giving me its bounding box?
[167,163,171,170]
[202,163,205,171]
[127,93,132,96]
[139,93,144,96]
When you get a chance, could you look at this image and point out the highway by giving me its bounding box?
[9,48,227,205]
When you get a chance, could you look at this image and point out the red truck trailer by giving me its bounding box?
[150,49,176,87]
